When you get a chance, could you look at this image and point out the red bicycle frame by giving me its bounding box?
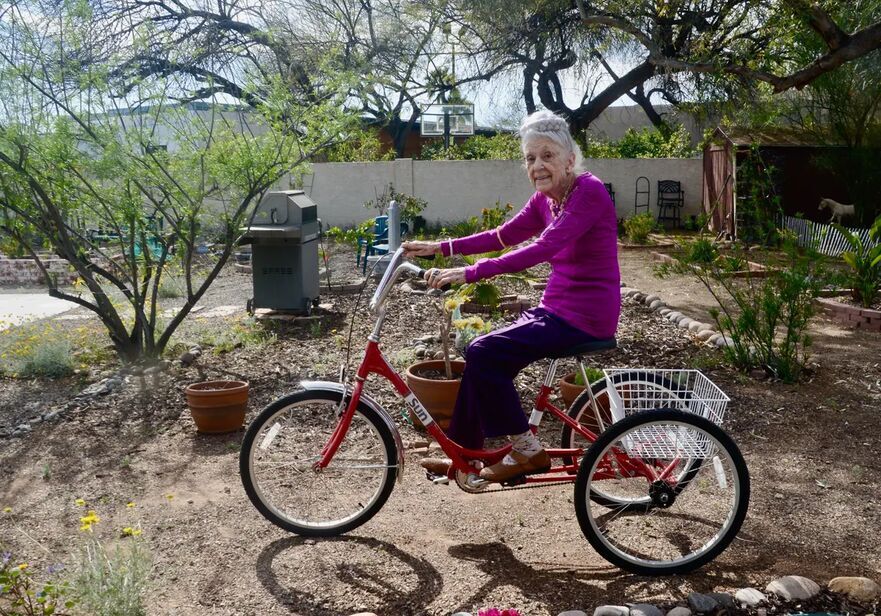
[317,339,674,487]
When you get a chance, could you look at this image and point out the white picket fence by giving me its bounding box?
[781,215,878,257]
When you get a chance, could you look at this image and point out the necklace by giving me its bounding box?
[550,174,577,218]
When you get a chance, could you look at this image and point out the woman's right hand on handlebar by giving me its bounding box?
[402,241,441,258]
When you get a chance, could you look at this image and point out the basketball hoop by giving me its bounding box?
[420,103,474,137]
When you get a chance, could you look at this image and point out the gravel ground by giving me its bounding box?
[1,243,880,615]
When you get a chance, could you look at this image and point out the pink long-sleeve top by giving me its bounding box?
[441,172,620,338]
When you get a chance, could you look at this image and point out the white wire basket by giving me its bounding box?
[602,369,730,459]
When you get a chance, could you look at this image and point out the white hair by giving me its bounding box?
[519,110,585,174]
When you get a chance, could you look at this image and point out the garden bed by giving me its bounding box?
[815,296,881,331]
[651,251,775,278]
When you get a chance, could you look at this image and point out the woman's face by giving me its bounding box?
[523,136,575,200]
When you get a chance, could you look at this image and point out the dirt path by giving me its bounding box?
[1,245,880,615]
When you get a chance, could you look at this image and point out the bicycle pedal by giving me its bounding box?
[426,472,449,485]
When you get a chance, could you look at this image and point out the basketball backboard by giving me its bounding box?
[420,103,474,136]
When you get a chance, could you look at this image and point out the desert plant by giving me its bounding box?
[363,184,428,224]
[685,237,718,264]
[623,213,655,244]
[834,220,881,307]
[660,238,831,382]
[0,551,75,615]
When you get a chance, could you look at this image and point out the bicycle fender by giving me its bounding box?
[299,380,405,483]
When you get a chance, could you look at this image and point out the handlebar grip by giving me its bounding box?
[416,268,452,292]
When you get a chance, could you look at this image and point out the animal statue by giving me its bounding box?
[818,198,855,224]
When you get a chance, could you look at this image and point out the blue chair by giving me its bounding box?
[360,220,409,275]
[356,216,388,270]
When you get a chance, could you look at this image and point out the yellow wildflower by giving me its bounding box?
[75,498,86,507]
[80,522,92,532]
[165,494,174,501]
[17,563,28,571]
[3,507,11,513]
[126,501,136,508]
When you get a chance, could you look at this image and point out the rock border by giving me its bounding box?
[815,296,881,331]
[619,286,731,349]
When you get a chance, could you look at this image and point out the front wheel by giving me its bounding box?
[240,390,398,536]
[574,409,749,575]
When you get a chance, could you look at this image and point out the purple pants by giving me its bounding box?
[447,307,598,449]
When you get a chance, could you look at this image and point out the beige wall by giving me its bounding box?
[300,158,703,228]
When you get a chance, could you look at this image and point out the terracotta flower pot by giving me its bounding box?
[559,372,586,409]
[185,380,249,433]
[405,359,465,431]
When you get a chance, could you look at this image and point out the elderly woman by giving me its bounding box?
[402,110,620,483]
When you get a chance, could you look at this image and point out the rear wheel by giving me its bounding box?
[560,371,702,509]
[240,390,398,536]
[574,409,749,575]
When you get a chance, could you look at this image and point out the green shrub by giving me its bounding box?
[573,366,604,386]
[199,317,275,354]
[420,133,521,161]
[685,237,718,264]
[834,220,881,307]
[363,183,428,224]
[662,238,832,382]
[583,125,696,159]
[74,538,150,616]
[623,213,655,244]
[324,220,375,247]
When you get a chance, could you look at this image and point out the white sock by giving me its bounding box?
[510,430,543,458]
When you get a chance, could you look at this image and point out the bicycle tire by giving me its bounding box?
[240,389,398,537]
[574,408,749,575]
[560,371,703,509]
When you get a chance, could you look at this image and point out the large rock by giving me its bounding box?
[678,317,694,329]
[644,294,660,305]
[766,575,821,601]
[666,608,691,616]
[697,329,716,341]
[558,611,588,616]
[629,604,662,616]
[592,607,629,616]
[734,587,767,607]
[827,576,881,602]
[649,300,664,310]
[687,320,705,332]
[686,593,718,614]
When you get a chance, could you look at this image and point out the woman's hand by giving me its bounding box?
[424,267,467,289]
[402,240,440,258]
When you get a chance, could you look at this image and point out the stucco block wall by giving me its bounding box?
[301,158,703,228]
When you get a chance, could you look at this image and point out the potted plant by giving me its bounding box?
[405,293,489,430]
[185,380,249,433]
[558,366,604,408]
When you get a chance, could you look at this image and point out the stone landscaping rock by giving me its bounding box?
[696,323,714,333]
[644,294,660,305]
[629,603,662,616]
[649,300,664,310]
[687,320,704,332]
[558,611,588,616]
[735,587,767,607]
[696,329,716,341]
[678,317,694,329]
[666,608,691,616]
[714,335,733,348]
[632,293,645,302]
[593,606,628,616]
[707,592,734,609]
[659,308,672,317]
[686,592,718,613]
[827,576,881,602]
[15,423,31,433]
[766,575,821,601]
[348,613,378,616]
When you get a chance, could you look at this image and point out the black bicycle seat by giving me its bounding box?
[548,338,617,359]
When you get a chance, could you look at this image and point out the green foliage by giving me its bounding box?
[363,184,428,224]
[420,133,521,160]
[572,366,604,386]
[622,213,655,244]
[0,553,76,616]
[667,238,831,382]
[736,144,783,246]
[199,317,275,354]
[583,125,696,159]
[0,321,115,378]
[448,201,514,239]
[0,6,356,363]
[685,237,718,264]
[74,536,150,616]
[834,219,881,307]
[324,220,375,247]
[321,127,395,162]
